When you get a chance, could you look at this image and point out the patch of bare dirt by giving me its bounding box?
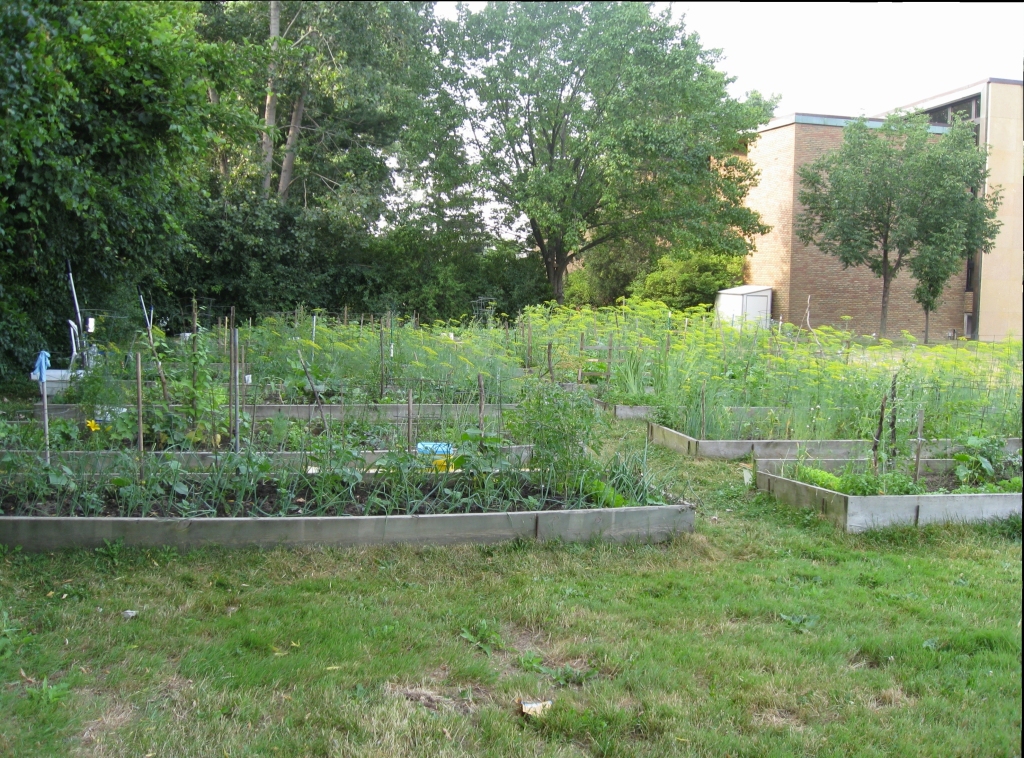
[869,686,914,710]
[752,708,805,731]
[386,684,475,714]
[76,700,135,756]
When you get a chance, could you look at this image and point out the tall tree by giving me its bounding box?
[442,2,773,302]
[797,114,1001,337]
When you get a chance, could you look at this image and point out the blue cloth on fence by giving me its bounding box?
[34,351,50,382]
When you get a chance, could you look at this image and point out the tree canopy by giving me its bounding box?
[0,0,234,373]
[1,0,782,376]
[442,2,774,301]
[796,113,1001,337]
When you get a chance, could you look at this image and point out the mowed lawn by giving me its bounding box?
[1,424,1020,757]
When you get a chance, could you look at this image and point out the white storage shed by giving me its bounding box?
[715,285,772,328]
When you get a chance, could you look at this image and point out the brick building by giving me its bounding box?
[743,79,1022,341]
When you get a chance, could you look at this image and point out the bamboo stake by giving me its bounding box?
[913,408,925,483]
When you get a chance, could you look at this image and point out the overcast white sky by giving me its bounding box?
[435,2,1024,118]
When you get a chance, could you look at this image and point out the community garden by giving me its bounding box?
[1,301,1021,755]
[0,299,1019,529]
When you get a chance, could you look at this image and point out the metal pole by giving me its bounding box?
[67,261,86,365]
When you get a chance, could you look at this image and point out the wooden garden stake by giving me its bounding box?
[136,351,144,457]
[138,291,170,403]
[296,349,327,431]
[343,305,348,326]
[887,373,898,458]
[913,408,925,483]
[871,387,888,473]
[191,297,198,424]
[526,320,532,368]
[700,380,706,440]
[229,307,236,450]
[607,335,614,379]
[233,327,241,454]
[407,388,414,453]
[547,342,554,383]
[38,369,50,467]
[379,320,386,399]
[579,331,585,354]
[477,373,485,433]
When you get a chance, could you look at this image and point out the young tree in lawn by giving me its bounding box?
[796,114,1001,338]
[442,2,773,302]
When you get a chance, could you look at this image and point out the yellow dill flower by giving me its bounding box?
[85,419,100,432]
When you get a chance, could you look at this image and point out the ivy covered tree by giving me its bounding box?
[441,2,774,302]
[797,113,1001,338]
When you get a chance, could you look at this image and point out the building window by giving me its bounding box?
[964,313,974,338]
[926,95,981,126]
[965,257,974,291]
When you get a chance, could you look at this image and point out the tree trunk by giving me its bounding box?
[923,308,930,344]
[261,0,281,195]
[552,263,566,303]
[277,84,307,200]
[207,87,229,177]
[879,251,892,337]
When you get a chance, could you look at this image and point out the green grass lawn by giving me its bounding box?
[1,423,1020,757]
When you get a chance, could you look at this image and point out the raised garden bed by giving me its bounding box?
[34,402,515,423]
[593,399,656,420]
[648,421,1022,461]
[755,465,1021,533]
[0,445,533,472]
[0,503,694,552]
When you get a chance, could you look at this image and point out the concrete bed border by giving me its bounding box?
[648,421,1022,461]
[593,399,656,420]
[755,469,1021,533]
[0,504,694,552]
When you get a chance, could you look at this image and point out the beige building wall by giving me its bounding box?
[743,125,795,321]
[977,81,1024,340]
